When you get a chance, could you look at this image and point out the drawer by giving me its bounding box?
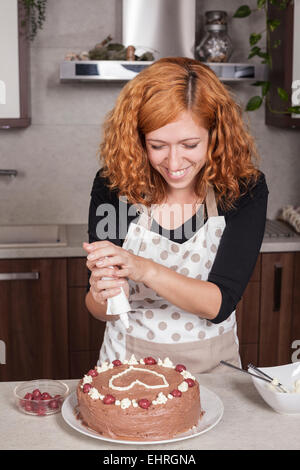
[67,258,88,287]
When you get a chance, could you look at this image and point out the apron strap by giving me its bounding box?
[205,186,219,218]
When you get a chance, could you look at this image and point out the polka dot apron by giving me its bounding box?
[99,187,241,374]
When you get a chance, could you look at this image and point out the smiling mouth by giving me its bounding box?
[163,166,192,178]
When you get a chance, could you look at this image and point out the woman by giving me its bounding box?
[83,57,268,374]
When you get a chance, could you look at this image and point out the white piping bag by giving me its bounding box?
[101,257,130,328]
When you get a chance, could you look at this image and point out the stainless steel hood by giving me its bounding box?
[122,0,196,59]
[59,0,266,83]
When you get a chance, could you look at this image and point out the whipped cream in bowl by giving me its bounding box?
[250,362,300,415]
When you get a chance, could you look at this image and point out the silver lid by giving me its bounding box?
[205,10,227,22]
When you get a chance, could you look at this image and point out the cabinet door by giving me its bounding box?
[0,258,68,380]
[259,252,294,366]
[67,258,105,378]
[236,255,261,367]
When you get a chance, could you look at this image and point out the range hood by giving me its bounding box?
[60,61,264,83]
[60,0,266,83]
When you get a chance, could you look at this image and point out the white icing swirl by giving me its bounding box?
[178,381,189,393]
[162,357,174,368]
[120,398,131,409]
[128,354,139,365]
[96,362,109,374]
[181,370,195,380]
[156,392,168,404]
[82,375,93,385]
[88,387,101,400]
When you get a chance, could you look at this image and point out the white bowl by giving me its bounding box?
[250,363,300,415]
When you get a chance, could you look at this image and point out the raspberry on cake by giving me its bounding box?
[76,355,204,441]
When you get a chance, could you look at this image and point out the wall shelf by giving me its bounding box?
[60,60,266,83]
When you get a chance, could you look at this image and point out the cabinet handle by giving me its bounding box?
[0,272,39,281]
[273,264,282,312]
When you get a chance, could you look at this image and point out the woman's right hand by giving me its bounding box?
[87,263,130,306]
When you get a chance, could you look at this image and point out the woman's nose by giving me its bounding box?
[167,145,182,171]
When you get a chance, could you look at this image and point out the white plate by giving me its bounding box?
[61,386,224,445]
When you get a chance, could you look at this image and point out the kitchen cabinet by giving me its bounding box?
[0,0,31,129]
[236,255,261,367]
[259,252,295,366]
[265,0,300,128]
[0,252,299,381]
[67,258,105,379]
[0,259,68,381]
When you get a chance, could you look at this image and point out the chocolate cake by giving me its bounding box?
[76,355,203,441]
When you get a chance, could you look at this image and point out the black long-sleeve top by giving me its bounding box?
[87,169,269,324]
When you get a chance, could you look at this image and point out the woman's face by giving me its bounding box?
[145,111,209,195]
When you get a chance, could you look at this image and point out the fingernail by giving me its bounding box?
[87,253,96,260]
[96,260,103,266]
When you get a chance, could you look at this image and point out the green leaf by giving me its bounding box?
[262,81,271,96]
[248,46,261,59]
[273,39,282,48]
[287,106,300,114]
[279,0,290,9]
[246,96,263,111]
[250,33,262,45]
[251,81,266,86]
[277,87,289,101]
[233,5,252,17]
[257,0,266,8]
[267,19,281,32]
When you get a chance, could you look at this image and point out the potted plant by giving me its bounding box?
[233,0,300,115]
[20,0,47,41]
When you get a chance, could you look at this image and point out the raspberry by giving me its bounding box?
[171,389,182,397]
[185,378,195,387]
[138,399,151,409]
[41,392,52,400]
[48,399,59,410]
[144,357,157,365]
[103,394,116,405]
[32,389,42,400]
[112,360,122,367]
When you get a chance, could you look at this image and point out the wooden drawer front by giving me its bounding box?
[259,252,294,367]
[67,258,88,287]
[68,287,105,352]
[0,258,68,381]
[236,280,260,344]
[239,344,258,369]
[70,350,102,379]
[250,254,261,282]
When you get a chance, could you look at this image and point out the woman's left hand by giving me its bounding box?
[83,241,151,284]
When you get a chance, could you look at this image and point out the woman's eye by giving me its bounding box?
[183,144,198,149]
[150,145,164,150]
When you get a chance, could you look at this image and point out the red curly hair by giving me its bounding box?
[99,57,261,210]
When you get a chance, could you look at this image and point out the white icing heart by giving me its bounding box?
[109,366,169,391]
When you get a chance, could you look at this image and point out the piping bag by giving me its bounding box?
[101,257,130,328]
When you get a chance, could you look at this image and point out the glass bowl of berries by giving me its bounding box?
[14,379,69,416]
